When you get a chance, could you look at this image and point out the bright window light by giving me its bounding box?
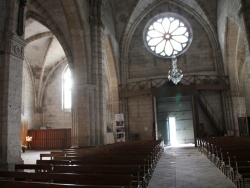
[169,117,177,146]
[63,66,71,109]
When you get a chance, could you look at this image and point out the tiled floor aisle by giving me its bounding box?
[148,146,236,188]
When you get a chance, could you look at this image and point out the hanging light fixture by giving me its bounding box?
[168,56,183,84]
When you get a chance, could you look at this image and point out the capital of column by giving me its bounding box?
[0,33,27,60]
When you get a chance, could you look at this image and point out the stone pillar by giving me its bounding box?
[192,93,199,147]
[79,84,96,146]
[71,83,78,148]
[221,91,235,132]
[97,25,106,145]
[120,58,129,85]
[231,96,246,136]
[90,0,106,146]
[0,33,26,170]
[120,58,129,140]
[241,0,250,50]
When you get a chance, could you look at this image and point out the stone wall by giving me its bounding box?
[128,95,153,140]
[198,91,224,136]
[129,2,216,80]
[0,1,6,34]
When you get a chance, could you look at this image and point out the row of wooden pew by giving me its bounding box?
[0,140,164,188]
[198,137,250,188]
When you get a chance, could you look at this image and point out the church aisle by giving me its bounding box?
[148,145,236,188]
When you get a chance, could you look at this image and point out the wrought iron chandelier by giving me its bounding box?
[168,56,183,84]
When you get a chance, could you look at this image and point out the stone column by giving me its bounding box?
[90,0,106,146]
[71,82,78,148]
[241,0,250,50]
[120,58,129,85]
[120,58,129,140]
[221,91,235,132]
[192,93,199,147]
[0,33,26,170]
[231,96,246,136]
[78,84,96,146]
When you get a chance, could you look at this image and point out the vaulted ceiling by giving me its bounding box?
[24,0,219,82]
[25,18,66,75]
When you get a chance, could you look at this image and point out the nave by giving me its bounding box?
[19,144,236,188]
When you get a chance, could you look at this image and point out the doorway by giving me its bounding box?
[169,117,177,146]
[156,96,195,146]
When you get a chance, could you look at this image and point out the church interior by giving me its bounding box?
[1,0,250,187]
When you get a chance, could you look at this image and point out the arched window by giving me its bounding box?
[62,66,71,110]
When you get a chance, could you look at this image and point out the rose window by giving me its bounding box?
[144,13,193,58]
[143,13,193,84]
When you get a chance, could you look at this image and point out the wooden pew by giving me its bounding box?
[40,153,78,160]
[15,164,52,173]
[0,171,134,188]
[0,180,127,188]
[40,153,67,160]
[198,137,250,187]
[37,157,151,182]
[70,158,150,174]
[37,160,70,165]
[14,164,145,187]
[52,165,144,187]
[20,140,163,188]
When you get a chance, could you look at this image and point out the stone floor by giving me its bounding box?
[21,146,236,188]
[148,145,236,188]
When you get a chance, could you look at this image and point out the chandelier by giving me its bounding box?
[168,56,183,84]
